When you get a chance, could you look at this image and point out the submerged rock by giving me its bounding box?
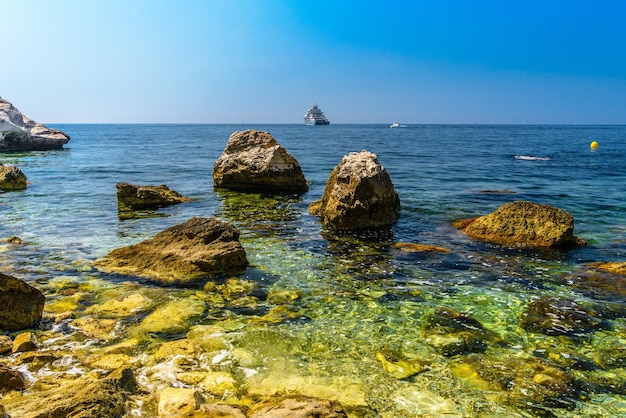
[213,129,308,193]
[520,296,608,336]
[116,182,191,210]
[375,349,427,379]
[308,150,400,231]
[158,387,201,416]
[458,354,580,411]
[0,97,70,151]
[589,261,626,275]
[0,164,27,191]
[248,395,348,418]
[0,272,45,330]
[458,200,585,249]
[94,217,247,284]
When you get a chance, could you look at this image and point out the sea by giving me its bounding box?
[1,124,625,417]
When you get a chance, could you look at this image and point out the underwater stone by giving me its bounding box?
[158,387,201,416]
[393,242,451,253]
[248,395,348,418]
[213,129,308,193]
[375,349,426,379]
[138,298,206,335]
[589,261,626,275]
[459,200,586,249]
[71,317,118,341]
[308,150,400,231]
[520,296,608,336]
[94,217,247,284]
[85,293,152,318]
[154,339,200,361]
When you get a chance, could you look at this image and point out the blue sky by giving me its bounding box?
[2,0,625,124]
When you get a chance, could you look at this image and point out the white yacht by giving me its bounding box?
[304,103,330,125]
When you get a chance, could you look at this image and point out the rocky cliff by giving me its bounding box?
[0,97,70,151]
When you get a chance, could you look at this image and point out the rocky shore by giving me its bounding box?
[2,126,626,417]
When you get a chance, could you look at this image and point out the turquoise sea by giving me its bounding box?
[1,124,626,416]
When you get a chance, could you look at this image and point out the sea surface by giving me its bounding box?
[1,124,625,416]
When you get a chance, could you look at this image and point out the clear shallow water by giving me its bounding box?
[1,124,626,416]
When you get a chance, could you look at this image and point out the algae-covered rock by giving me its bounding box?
[459,201,585,248]
[85,293,152,318]
[94,217,247,284]
[116,182,191,210]
[393,242,451,253]
[0,366,25,393]
[0,164,27,191]
[11,332,38,354]
[0,272,45,331]
[248,395,348,418]
[589,261,626,275]
[71,317,118,341]
[213,129,308,193]
[308,150,400,231]
[1,367,136,417]
[138,298,206,335]
[460,354,580,411]
[520,296,608,336]
[154,338,200,361]
[158,387,201,416]
[375,349,426,379]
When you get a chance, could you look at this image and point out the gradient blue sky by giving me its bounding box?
[2,0,625,124]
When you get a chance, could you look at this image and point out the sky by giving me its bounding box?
[1,0,625,124]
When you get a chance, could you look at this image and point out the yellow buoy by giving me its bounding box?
[590,141,599,150]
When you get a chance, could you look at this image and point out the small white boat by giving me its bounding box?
[390,123,407,128]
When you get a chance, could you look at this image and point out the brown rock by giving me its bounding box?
[0,272,45,330]
[393,242,450,253]
[213,130,308,193]
[248,396,348,418]
[0,164,27,191]
[0,366,25,393]
[116,182,191,210]
[94,217,247,284]
[459,201,585,248]
[308,150,400,231]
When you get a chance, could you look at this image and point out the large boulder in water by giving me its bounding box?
[116,182,190,210]
[0,97,70,151]
[0,273,45,330]
[458,200,585,249]
[308,150,400,231]
[0,164,27,191]
[94,217,247,284]
[213,130,308,193]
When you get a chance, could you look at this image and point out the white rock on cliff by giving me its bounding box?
[0,97,70,151]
